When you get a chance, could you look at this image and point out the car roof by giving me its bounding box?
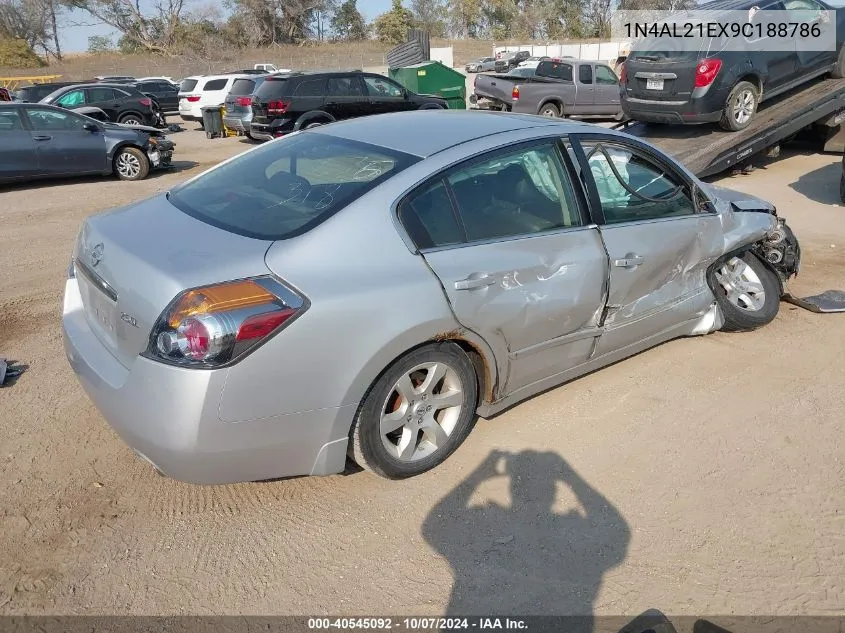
[312,110,603,158]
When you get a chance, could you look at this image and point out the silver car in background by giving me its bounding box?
[223,75,269,138]
[466,57,497,73]
[62,110,800,485]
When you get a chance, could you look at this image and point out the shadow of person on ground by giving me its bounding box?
[789,160,842,206]
[422,450,630,632]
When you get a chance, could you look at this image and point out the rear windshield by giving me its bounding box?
[629,34,720,61]
[180,78,198,92]
[230,78,256,95]
[167,133,420,240]
[254,77,290,99]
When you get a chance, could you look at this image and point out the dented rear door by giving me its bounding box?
[416,139,608,396]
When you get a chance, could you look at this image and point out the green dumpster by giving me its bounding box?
[389,61,467,110]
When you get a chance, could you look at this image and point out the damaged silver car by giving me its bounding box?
[62,111,800,484]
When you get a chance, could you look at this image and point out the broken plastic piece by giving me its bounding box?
[0,358,25,386]
[784,290,845,313]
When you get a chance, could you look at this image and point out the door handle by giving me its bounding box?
[33,135,51,141]
[454,274,496,291]
[613,254,645,268]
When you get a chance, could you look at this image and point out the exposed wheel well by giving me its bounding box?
[111,142,147,166]
[737,74,763,98]
[538,99,563,113]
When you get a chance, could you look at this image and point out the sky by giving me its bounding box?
[60,0,395,53]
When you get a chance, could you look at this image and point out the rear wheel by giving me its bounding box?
[719,81,759,131]
[710,252,780,331]
[349,342,479,479]
[538,103,560,117]
[113,146,150,181]
[303,121,325,129]
[118,113,143,125]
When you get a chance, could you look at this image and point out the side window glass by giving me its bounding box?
[579,65,593,84]
[398,180,464,249]
[580,140,697,224]
[595,65,618,85]
[447,142,582,242]
[293,79,325,96]
[0,109,24,130]
[327,77,365,97]
[87,87,115,102]
[57,89,85,107]
[364,76,404,97]
[26,108,86,131]
[203,78,227,91]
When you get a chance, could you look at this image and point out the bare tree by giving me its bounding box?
[66,0,187,54]
[0,0,63,59]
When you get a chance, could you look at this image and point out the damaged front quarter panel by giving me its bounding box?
[706,184,801,288]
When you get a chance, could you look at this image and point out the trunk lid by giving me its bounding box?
[251,76,290,124]
[226,78,258,115]
[624,37,716,102]
[473,73,520,103]
[72,193,274,368]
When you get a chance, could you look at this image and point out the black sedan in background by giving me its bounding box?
[130,79,179,113]
[39,83,157,126]
[0,103,174,183]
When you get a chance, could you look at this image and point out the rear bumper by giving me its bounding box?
[250,118,294,141]
[621,93,725,124]
[62,278,354,484]
[180,114,202,123]
[223,115,249,131]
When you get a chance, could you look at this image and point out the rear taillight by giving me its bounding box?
[619,62,627,84]
[236,96,252,106]
[694,58,722,88]
[512,85,520,101]
[139,97,152,107]
[186,95,201,102]
[146,277,306,367]
[268,100,290,115]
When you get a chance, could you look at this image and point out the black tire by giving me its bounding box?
[709,252,780,332]
[538,102,560,117]
[118,113,142,125]
[113,146,150,181]
[719,81,759,132]
[832,44,845,78]
[303,121,324,129]
[349,341,480,479]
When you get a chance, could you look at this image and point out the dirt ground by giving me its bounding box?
[1,124,844,620]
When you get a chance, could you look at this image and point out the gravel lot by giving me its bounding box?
[1,124,844,618]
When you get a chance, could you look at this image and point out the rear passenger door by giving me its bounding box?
[571,134,724,357]
[0,108,38,181]
[575,64,596,113]
[399,139,609,395]
[85,87,119,120]
[291,77,327,121]
[744,1,798,89]
[323,76,369,120]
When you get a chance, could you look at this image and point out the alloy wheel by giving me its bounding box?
[379,362,464,462]
[715,256,766,312]
[732,89,755,126]
[116,151,141,179]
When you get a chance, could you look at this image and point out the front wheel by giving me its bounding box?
[349,342,479,479]
[832,44,845,78]
[719,81,759,131]
[113,146,150,181]
[710,252,780,331]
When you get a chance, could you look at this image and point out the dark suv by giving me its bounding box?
[621,0,845,131]
[14,81,87,103]
[495,51,531,73]
[249,71,447,141]
[39,83,157,126]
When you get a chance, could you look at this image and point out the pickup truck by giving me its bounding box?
[471,58,623,119]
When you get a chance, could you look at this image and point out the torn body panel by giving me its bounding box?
[421,226,609,397]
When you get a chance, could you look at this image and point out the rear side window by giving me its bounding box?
[0,109,24,130]
[327,76,365,97]
[294,79,325,96]
[180,78,198,92]
[203,78,228,91]
[168,134,419,240]
[230,79,255,95]
[88,87,116,102]
[398,181,464,249]
[538,61,573,81]
[255,77,289,99]
[579,65,593,84]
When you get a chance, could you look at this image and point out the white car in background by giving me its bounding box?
[138,76,179,86]
[517,56,553,69]
[178,74,252,126]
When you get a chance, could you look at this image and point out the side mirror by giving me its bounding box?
[83,121,98,132]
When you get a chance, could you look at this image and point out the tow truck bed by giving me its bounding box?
[614,77,845,178]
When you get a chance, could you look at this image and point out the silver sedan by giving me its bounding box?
[62,110,800,484]
[466,57,497,73]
